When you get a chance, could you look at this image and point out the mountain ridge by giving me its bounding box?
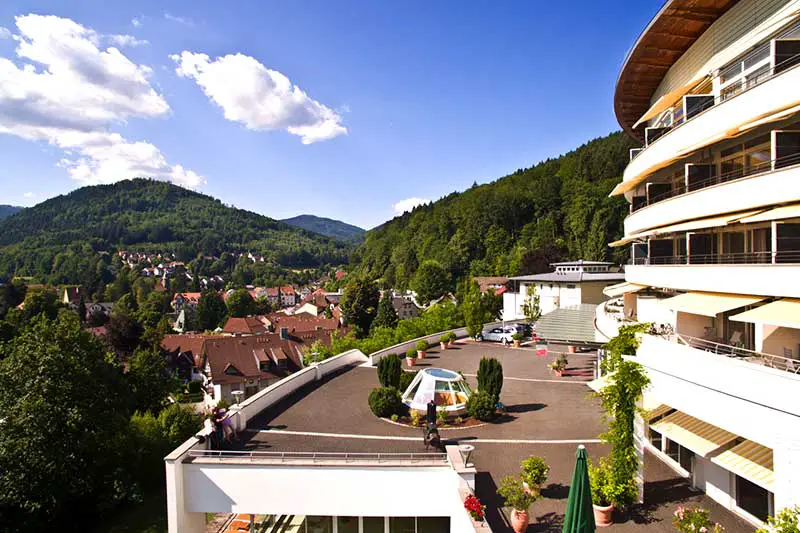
[0,205,22,220]
[281,214,365,241]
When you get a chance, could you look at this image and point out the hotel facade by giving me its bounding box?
[602,0,800,527]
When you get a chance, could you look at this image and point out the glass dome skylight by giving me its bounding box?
[401,368,472,414]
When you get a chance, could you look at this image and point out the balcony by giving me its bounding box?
[675,334,799,375]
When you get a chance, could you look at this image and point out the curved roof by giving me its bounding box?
[615,0,741,139]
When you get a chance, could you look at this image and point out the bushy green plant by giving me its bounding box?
[477,357,503,402]
[549,353,568,373]
[467,390,496,421]
[390,414,399,422]
[454,416,463,425]
[399,370,416,392]
[588,458,634,508]
[439,334,449,344]
[447,331,457,342]
[415,339,429,352]
[377,353,401,389]
[410,410,421,426]
[511,333,522,341]
[602,322,651,373]
[436,407,448,425]
[405,348,417,359]
[757,506,800,533]
[672,506,724,533]
[497,475,537,510]
[186,380,202,394]
[368,386,403,418]
[520,456,549,488]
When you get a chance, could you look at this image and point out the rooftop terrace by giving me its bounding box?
[221,341,752,533]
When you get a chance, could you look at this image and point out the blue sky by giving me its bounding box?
[0,1,657,229]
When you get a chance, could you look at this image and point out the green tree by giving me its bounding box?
[377,353,401,389]
[76,294,87,323]
[196,289,226,331]
[106,303,143,356]
[340,277,380,337]
[0,313,132,531]
[522,286,541,324]
[412,259,450,305]
[127,346,178,414]
[462,281,501,337]
[226,288,255,318]
[372,292,399,330]
[477,357,503,403]
[20,288,61,322]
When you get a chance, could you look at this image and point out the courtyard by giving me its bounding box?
[237,341,753,532]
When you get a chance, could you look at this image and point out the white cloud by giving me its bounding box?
[171,51,347,144]
[164,13,195,27]
[23,191,34,198]
[0,14,203,187]
[131,17,142,28]
[107,34,149,47]
[393,197,428,215]
[0,27,10,39]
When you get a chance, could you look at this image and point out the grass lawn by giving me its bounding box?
[101,488,167,533]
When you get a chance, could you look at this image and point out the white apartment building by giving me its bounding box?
[503,260,624,320]
[602,0,800,527]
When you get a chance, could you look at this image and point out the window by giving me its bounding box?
[717,41,772,102]
[735,475,771,522]
[416,517,450,533]
[665,438,694,474]
[649,428,663,450]
[389,517,416,533]
[566,284,576,289]
[362,518,385,533]
[336,517,358,533]
[304,516,332,533]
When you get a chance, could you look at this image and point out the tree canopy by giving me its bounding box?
[340,277,380,337]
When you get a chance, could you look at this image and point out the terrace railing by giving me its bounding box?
[676,334,800,374]
[631,250,800,266]
[187,449,449,465]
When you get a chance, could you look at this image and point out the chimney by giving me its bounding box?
[279,327,289,340]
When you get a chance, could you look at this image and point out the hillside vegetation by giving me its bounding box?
[281,214,365,241]
[354,131,636,288]
[0,179,349,284]
[0,205,22,220]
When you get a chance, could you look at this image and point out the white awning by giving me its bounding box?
[603,282,646,298]
[632,75,710,129]
[660,291,766,317]
[737,203,800,224]
[711,440,775,492]
[651,411,738,457]
[729,298,800,329]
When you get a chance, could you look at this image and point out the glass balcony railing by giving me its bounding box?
[631,250,800,266]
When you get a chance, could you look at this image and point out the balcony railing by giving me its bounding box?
[676,334,800,374]
[631,250,800,266]
[187,450,449,465]
[631,152,800,213]
[630,50,800,163]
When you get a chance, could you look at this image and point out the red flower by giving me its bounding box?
[464,495,485,520]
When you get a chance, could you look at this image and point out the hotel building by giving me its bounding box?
[603,0,800,527]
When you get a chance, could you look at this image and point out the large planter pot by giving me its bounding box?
[447,340,454,348]
[510,509,529,533]
[593,503,614,528]
[568,345,576,353]
[513,340,521,348]
[417,350,426,359]
[407,357,416,368]
[440,342,448,350]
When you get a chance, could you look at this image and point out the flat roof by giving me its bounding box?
[509,272,626,283]
[615,0,741,139]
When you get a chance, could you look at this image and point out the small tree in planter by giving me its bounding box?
[520,456,549,497]
[416,340,429,359]
[477,357,503,403]
[377,353,401,389]
[439,334,449,350]
[588,458,629,527]
[497,475,537,533]
[511,332,522,347]
[549,353,568,376]
[405,348,417,368]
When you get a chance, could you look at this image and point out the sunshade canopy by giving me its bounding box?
[738,204,800,224]
[603,282,646,298]
[660,291,766,317]
[632,75,710,129]
[562,445,596,533]
[651,411,738,457]
[729,298,800,329]
[711,440,775,491]
[644,404,674,423]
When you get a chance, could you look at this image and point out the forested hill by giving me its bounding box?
[0,179,349,283]
[281,214,366,241]
[0,205,22,219]
[353,131,636,288]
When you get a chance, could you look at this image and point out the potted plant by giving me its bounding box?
[757,506,800,533]
[511,332,522,348]
[439,334,449,350]
[416,340,428,359]
[672,506,725,533]
[464,494,486,524]
[588,460,615,527]
[497,475,537,533]
[447,332,456,347]
[549,353,568,376]
[405,348,417,368]
[520,456,549,497]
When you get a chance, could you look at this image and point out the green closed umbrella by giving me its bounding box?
[562,444,596,533]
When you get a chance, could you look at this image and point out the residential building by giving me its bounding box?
[222,317,270,336]
[391,294,420,320]
[172,292,202,312]
[472,276,508,294]
[279,285,298,307]
[600,0,800,526]
[503,260,624,320]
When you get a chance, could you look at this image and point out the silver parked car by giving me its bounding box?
[476,326,516,343]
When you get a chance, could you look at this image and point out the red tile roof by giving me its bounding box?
[222,317,269,335]
[264,312,340,333]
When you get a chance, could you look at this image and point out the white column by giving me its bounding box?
[166,445,205,533]
[634,413,646,504]
[772,221,779,264]
[773,431,800,511]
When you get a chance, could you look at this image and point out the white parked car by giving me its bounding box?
[476,326,516,343]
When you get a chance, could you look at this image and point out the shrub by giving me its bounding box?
[477,357,503,402]
[511,333,522,341]
[186,380,203,394]
[520,456,549,488]
[497,475,537,511]
[448,332,458,342]
[377,353,401,388]
[757,506,800,533]
[390,414,399,422]
[415,339,429,352]
[436,407,448,425]
[467,390,496,421]
[368,386,403,417]
[439,335,449,344]
[672,506,724,533]
[549,353,568,373]
[455,416,463,425]
[410,410,421,426]
[399,370,416,392]
[589,458,636,508]
[405,348,417,359]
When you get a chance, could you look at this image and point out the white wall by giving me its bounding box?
[626,264,800,298]
[635,295,676,327]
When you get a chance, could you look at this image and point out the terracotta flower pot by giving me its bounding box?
[407,357,416,368]
[513,340,521,347]
[440,342,448,350]
[448,340,454,348]
[510,509,529,533]
[593,503,614,528]
[417,350,426,359]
